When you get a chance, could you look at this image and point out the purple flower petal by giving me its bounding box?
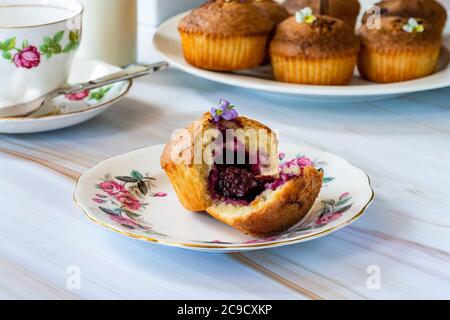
[219,99,230,110]
[211,107,221,122]
[221,108,238,121]
[211,99,238,122]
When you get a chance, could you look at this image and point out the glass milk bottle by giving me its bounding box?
[77,0,137,66]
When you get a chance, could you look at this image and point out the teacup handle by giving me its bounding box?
[61,61,169,95]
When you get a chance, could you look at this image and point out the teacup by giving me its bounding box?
[0,0,83,117]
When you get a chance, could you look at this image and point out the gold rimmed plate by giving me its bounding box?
[74,143,374,253]
[0,58,132,134]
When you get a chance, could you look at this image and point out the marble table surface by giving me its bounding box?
[1,13,450,300]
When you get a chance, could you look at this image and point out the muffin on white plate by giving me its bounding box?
[358,16,442,83]
[361,0,447,34]
[178,0,274,71]
[270,9,360,85]
[161,100,323,236]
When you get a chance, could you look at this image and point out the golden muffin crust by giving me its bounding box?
[359,16,442,51]
[178,0,274,36]
[161,112,279,212]
[207,166,323,237]
[270,15,360,58]
[160,112,276,169]
[251,0,290,25]
[283,0,361,16]
[362,0,447,30]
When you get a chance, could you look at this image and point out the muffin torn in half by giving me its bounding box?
[161,100,323,236]
[207,162,323,237]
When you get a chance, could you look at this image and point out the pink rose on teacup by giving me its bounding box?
[116,192,141,211]
[13,46,41,69]
[99,181,125,196]
[66,89,90,101]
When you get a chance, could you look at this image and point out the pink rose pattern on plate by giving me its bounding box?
[92,155,354,244]
[314,192,353,227]
[65,90,90,101]
[0,30,81,69]
[65,86,112,102]
[93,170,167,232]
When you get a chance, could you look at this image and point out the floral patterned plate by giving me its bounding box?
[74,143,374,253]
[0,58,132,134]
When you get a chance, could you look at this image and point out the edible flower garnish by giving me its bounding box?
[295,7,317,24]
[211,99,238,122]
[402,18,424,33]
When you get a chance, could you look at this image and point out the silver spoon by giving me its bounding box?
[0,61,169,118]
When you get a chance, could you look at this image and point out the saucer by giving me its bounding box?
[0,58,132,134]
[74,143,374,253]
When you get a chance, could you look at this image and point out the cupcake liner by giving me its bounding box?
[179,31,269,71]
[358,45,442,83]
[271,54,357,85]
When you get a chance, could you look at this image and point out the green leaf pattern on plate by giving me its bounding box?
[93,170,167,232]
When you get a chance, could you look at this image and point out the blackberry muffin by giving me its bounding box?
[283,0,361,30]
[161,102,323,236]
[362,0,447,33]
[270,10,360,85]
[358,16,442,83]
[178,0,274,71]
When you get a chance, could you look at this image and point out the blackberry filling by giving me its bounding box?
[208,128,275,204]
[215,166,272,202]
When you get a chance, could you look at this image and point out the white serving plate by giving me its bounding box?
[0,58,132,134]
[74,143,374,253]
[153,1,450,102]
